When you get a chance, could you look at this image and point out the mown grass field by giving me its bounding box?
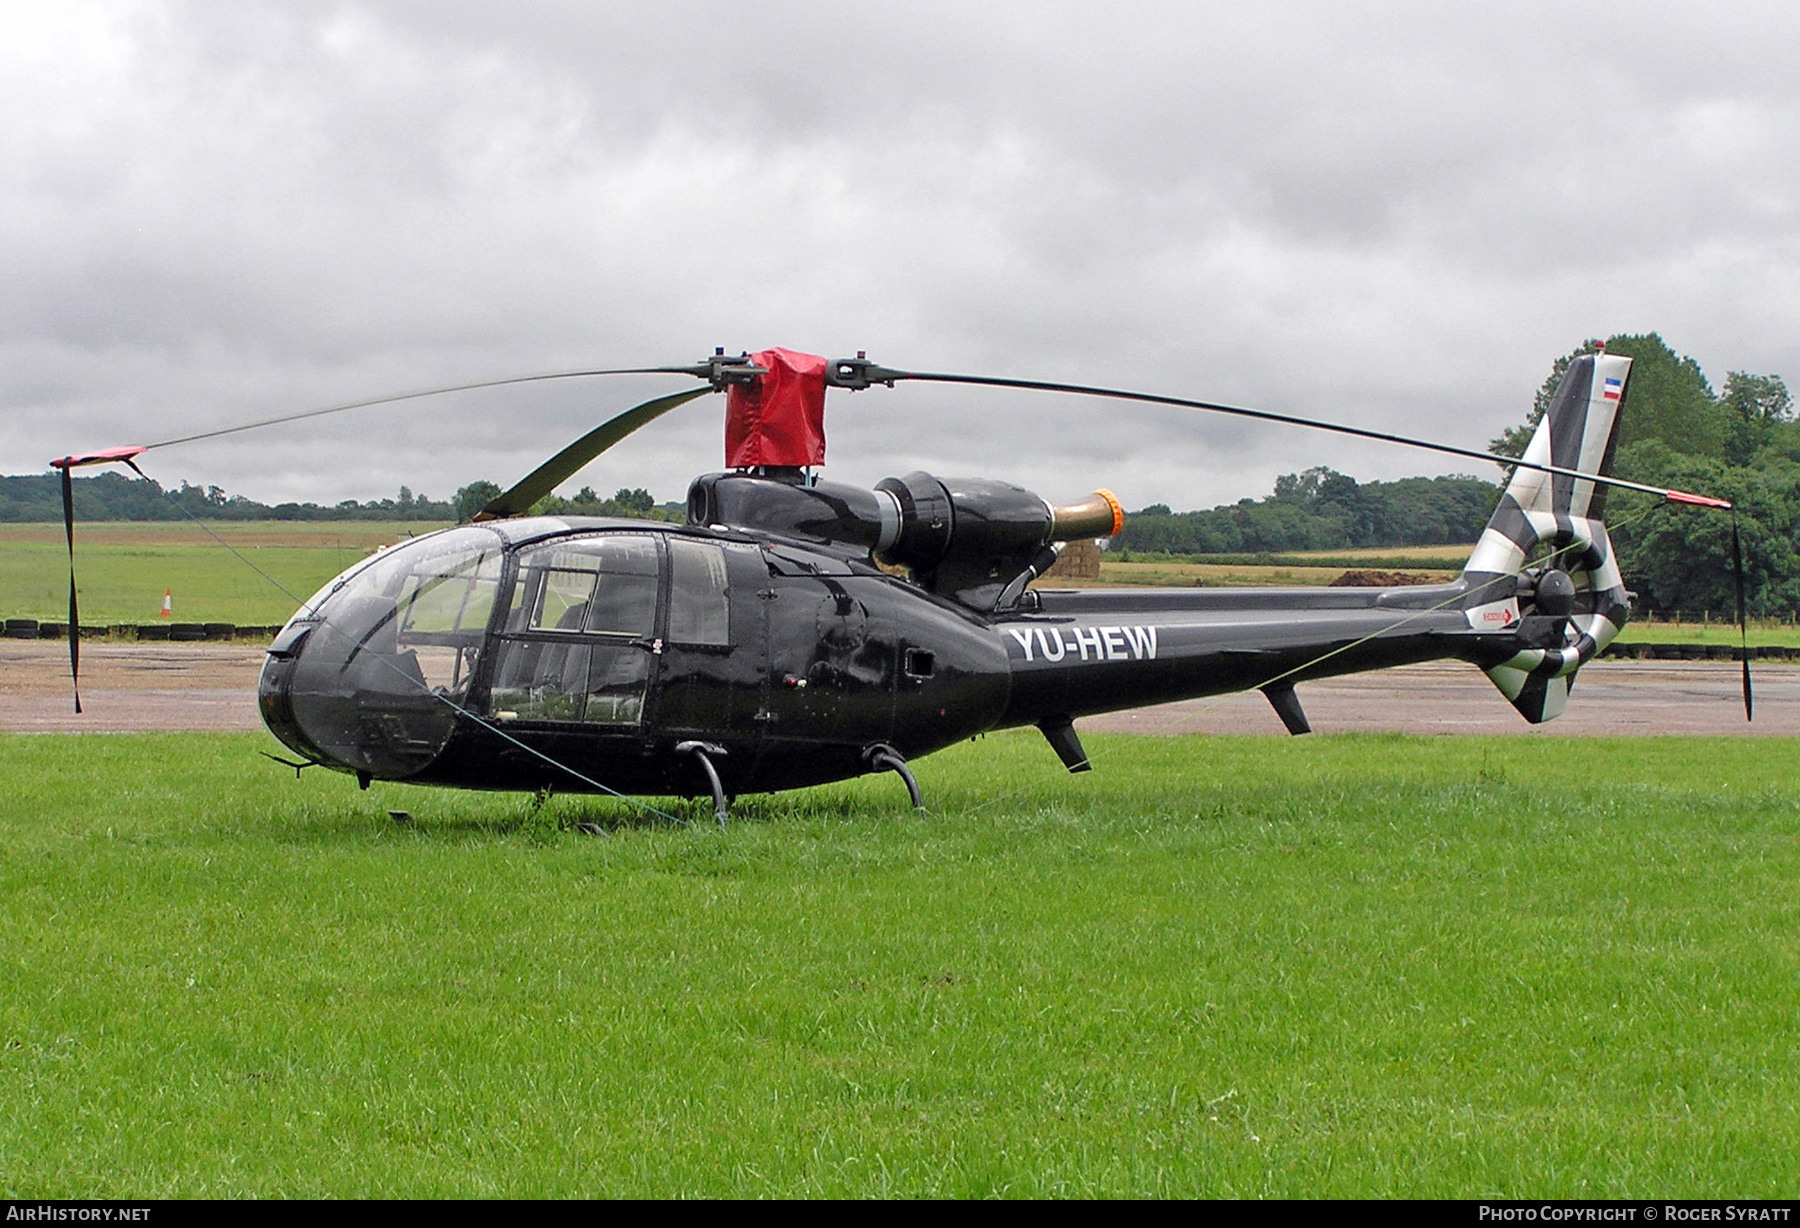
[0,521,447,624]
[1279,545,1475,564]
[3,731,1798,1197]
[1097,545,1469,588]
[1095,559,1460,589]
[1614,619,1800,648]
[1119,545,1475,570]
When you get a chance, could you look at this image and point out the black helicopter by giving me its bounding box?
[223,344,1730,817]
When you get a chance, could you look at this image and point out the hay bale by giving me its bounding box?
[1044,539,1101,580]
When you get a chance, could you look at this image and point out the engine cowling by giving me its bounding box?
[685,470,1120,610]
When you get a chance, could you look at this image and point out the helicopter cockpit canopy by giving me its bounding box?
[262,522,745,781]
[268,525,507,776]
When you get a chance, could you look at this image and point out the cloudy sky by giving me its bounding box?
[4,1,1796,512]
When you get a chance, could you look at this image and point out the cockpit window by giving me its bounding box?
[306,527,505,696]
[490,534,661,725]
[506,535,659,638]
[667,538,732,646]
[395,546,505,691]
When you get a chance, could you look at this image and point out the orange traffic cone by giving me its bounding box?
[160,588,172,618]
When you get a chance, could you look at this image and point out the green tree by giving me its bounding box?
[1609,444,1800,616]
[524,485,668,520]
[1490,334,1728,461]
[1722,371,1794,466]
[454,480,502,523]
[1722,371,1794,423]
[609,487,656,515]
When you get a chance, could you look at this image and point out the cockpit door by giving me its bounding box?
[485,534,662,730]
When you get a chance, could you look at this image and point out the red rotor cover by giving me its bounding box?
[725,348,827,468]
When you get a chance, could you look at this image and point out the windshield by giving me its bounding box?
[283,526,506,776]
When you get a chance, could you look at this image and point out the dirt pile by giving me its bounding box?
[1329,569,1439,587]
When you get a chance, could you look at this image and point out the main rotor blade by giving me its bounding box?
[861,367,1729,508]
[143,365,711,451]
[474,387,713,521]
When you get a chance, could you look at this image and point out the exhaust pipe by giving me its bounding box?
[1050,489,1123,541]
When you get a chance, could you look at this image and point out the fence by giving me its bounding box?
[1635,612,1799,629]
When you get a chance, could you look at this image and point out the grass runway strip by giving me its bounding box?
[2,731,1798,1197]
[0,520,442,625]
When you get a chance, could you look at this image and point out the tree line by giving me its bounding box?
[1117,471,1502,555]
[446,482,679,524]
[0,473,676,526]
[0,472,460,523]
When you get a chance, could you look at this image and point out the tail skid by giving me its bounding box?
[1462,352,1633,722]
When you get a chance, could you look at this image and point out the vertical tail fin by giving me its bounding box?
[1462,352,1633,723]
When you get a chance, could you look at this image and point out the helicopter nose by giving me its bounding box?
[259,622,328,765]
[258,617,460,781]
